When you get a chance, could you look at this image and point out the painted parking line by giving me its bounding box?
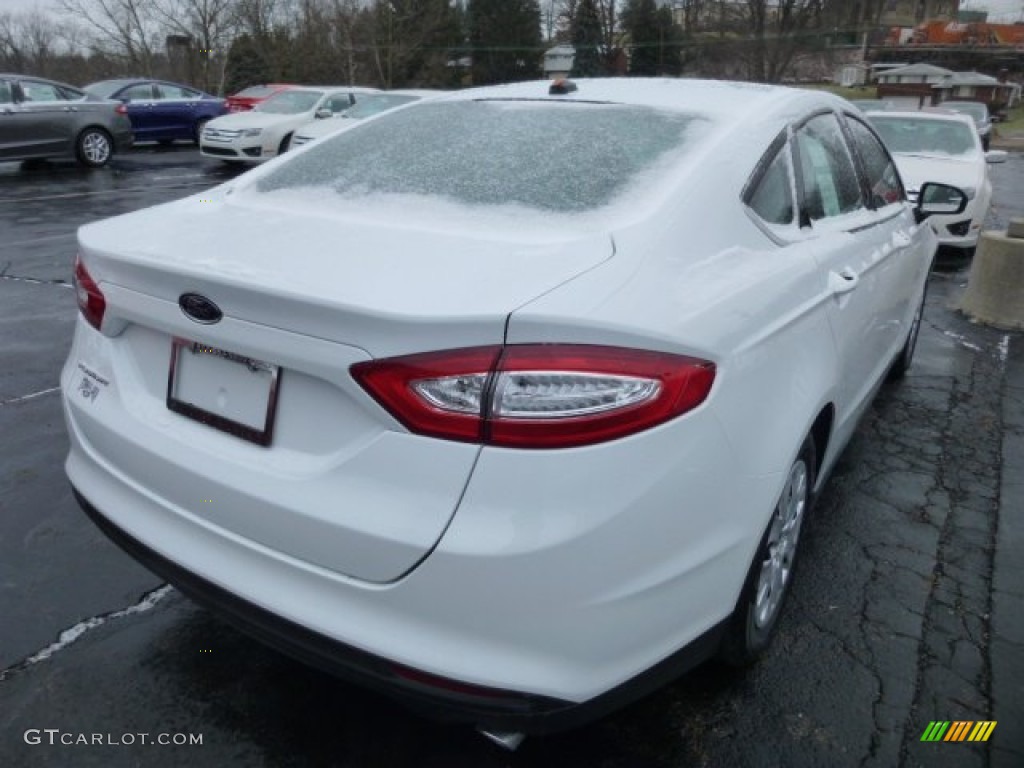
[151,174,207,181]
[0,386,61,406]
[0,233,76,249]
[0,274,71,288]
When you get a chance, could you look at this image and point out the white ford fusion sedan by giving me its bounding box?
[63,79,965,743]
[199,85,378,163]
[868,110,1004,253]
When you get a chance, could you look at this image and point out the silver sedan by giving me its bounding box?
[0,74,133,167]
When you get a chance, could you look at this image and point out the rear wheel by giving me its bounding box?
[76,128,113,168]
[720,436,815,665]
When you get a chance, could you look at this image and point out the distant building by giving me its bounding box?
[876,62,955,108]
[933,71,1020,109]
[876,63,1019,111]
[543,45,575,79]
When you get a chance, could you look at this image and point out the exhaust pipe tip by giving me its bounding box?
[477,728,526,752]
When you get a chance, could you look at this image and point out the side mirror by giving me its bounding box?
[315,108,333,119]
[986,149,1008,164]
[914,182,968,223]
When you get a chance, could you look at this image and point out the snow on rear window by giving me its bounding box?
[255,101,707,213]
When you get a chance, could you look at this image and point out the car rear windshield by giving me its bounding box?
[944,102,988,122]
[234,85,277,99]
[870,116,977,156]
[256,90,323,114]
[256,100,706,213]
[87,80,131,99]
[340,93,420,119]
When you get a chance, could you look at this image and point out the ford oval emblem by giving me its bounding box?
[179,293,222,324]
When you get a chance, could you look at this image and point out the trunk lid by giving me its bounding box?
[73,193,612,582]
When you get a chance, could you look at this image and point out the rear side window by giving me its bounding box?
[121,84,154,101]
[156,84,199,99]
[324,93,355,113]
[745,142,795,226]
[845,116,903,208]
[20,81,64,102]
[794,114,864,223]
[0,81,11,104]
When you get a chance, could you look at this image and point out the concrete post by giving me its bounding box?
[960,218,1024,330]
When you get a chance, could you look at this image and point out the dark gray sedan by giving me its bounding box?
[0,74,133,167]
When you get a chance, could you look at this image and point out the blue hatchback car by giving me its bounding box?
[84,79,227,144]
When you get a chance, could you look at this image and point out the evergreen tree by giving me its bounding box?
[469,0,542,85]
[570,0,603,77]
[224,35,271,95]
[621,0,660,76]
[655,5,684,76]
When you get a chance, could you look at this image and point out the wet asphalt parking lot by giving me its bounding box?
[1,145,1023,767]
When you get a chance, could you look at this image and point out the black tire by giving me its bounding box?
[720,435,816,666]
[278,133,292,155]
[75,127,113,168]
[889,283,926,381]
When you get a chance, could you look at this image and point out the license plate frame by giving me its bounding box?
[166,338,281,446]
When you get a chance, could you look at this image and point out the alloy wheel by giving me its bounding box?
[754,457,808,629]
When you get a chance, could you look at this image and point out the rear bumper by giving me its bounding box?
[111,123,133,153]
[73,487,725,732]
[62,314,760,730]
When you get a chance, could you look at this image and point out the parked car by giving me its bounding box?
[848,98,894,112]
[200,85,378,163]
[291,90,440,147]
[225,83,297,113]
[64,79,965,744]
[0,74,132,167]
[85,79,227,144]
[937,100,993,149]
[868,110,1004,253]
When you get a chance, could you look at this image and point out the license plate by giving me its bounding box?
[166,338,281,446]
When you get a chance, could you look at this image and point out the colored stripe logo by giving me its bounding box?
[920,721,996,742]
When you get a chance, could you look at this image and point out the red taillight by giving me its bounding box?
[73,255,106,330]
[115,104,128,115]
[352,345,715,449]
[353,346,501,443]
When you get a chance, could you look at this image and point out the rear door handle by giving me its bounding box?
[829,268,860,295]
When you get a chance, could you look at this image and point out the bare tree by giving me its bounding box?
[57,0,162,74]
[153,0,239,92]
[0,9,84,78]
[328,0,363,84]
[701,0,824,82]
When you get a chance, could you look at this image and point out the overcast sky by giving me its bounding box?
[1,0,1022,23]
[961,1,1024,20]
[0,0,55,16]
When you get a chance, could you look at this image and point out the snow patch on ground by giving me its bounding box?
[0,586,174,680]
